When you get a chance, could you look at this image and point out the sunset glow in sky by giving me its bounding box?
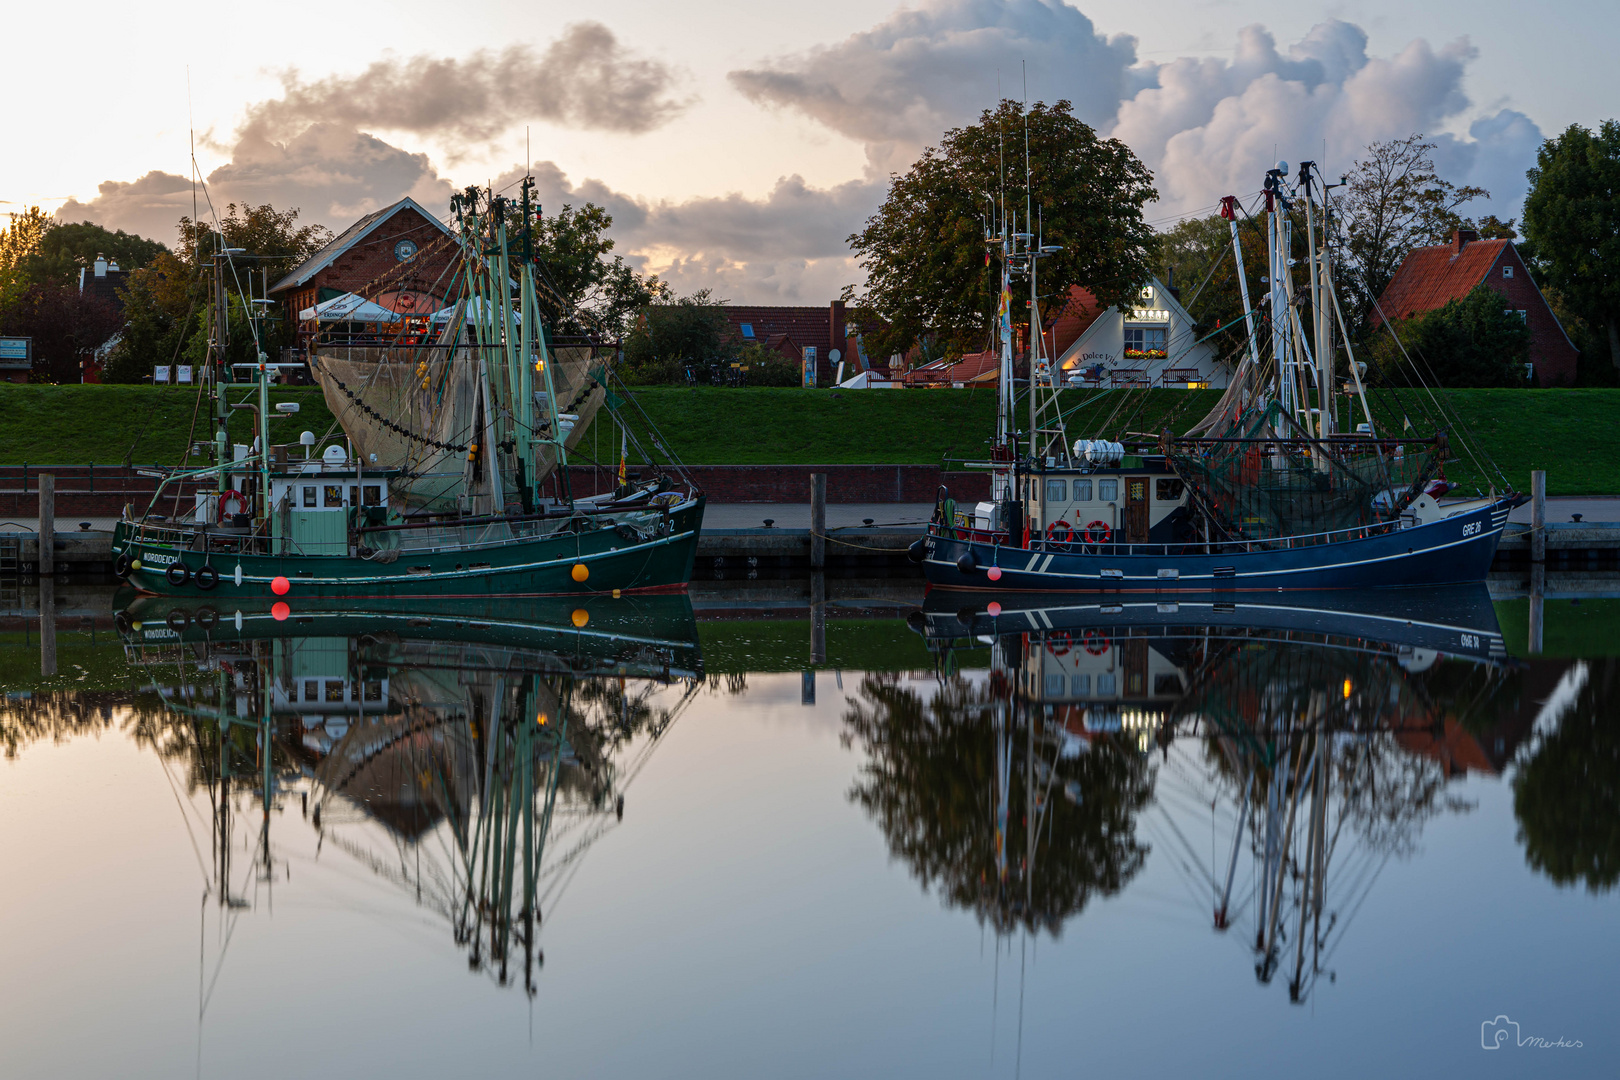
[5,0,1614,302]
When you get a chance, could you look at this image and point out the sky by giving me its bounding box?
[5,0,1617,303]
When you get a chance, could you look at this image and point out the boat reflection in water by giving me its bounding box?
[870,586,1529,1001]
[116,592,703,995]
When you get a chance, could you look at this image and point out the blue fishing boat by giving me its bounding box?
[915,161,1519,592]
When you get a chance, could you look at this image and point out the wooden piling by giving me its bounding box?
[39,578,56,677]
[810,473,826,569]
[810,571,826,664]
[38,473,54,576]
[1530,469,1546,563]
[1528,562,1545,654]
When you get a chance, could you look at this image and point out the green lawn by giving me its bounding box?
[4,384,1618,494]
[0,385,338,467]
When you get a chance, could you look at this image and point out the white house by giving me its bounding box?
[1047,277,1229,389]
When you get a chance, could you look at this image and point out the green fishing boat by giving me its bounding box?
[111,179,703,599]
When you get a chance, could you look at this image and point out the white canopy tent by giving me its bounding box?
[299,293,405,321]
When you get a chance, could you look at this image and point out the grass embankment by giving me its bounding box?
[0,385,338,467]
[4,384,1618,494]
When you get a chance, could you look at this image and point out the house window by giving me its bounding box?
[1098,479,1119,501]
[1073,479,1093,502]
[1503,265,1514,279]
[302,486,317,507]
[1124,324,1168,357]
[1045,479,1067,502]
[740,323,755,339]
[1516,310,1527,322]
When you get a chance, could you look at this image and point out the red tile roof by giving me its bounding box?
[1044,286,1105,357]
[1371,233,1510,327]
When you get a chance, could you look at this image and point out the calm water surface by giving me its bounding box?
[0,583,1616,1078]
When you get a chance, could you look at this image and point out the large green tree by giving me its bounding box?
[526,203,657,338]
[1522,120,1620,375]
[619,288,728,384]
[847,99,1157,360]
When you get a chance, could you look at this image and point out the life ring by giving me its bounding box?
[218,490,248,522]
[194,564,219,590]
[1047,631,1073,656]
[113,553,132,578]
[165,608,189,631]
[165,562,191,587]
[1084,520,1113,545]
[1046,520,1074,545]
[1083,630,1109,656]
[194,606,219,630]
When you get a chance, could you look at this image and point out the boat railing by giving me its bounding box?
[930,515,1412,556]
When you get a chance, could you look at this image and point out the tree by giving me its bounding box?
[1336,135,1491,325]
[0,207,53,310]
[619,288,728,383]
[105,203,330,383]
[1371,283,1530,387]
[1522,120,1620,374]
[847,99,1157,360]
[514,202,657,338]
[1154,212,1270,343]
[0,285,121,383]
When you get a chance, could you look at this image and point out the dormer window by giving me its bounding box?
[1503,265,1514,279]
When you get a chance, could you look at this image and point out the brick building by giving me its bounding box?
[269,197,457,326]
[722,300,857,383]
[1373,230,1578,386]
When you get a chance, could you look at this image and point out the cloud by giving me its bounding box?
[729,0,1142,175]
[733,4,1543,221]
[246,23,688,143]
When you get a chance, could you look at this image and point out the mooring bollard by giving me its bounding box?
[38,473,54,577]
[810,472,826,569]
[1530,469,1546,564]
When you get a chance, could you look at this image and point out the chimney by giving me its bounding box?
[1452,229,1479,255]
[93,254,108,277]
[107,259,120,272]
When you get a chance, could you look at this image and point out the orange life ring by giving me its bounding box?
[1084,520,1113,545]
[218,490,247,523]
[1083,630,1109,656]
[1047,631,1073,656]
[1046,520,1074,544]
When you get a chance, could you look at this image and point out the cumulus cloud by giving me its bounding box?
[731,0,1142,175]
[246,23,687,143]
[732,4,1543,222]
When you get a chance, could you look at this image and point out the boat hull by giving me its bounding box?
[113,497,704,600]
[922,497,1511,592]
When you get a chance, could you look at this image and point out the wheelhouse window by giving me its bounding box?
[324,485,343,508]
[1155,478,1185,501]
[1098,673,1117,696]
[1045,674,1065,697]
[1098,479,1119,501]
[1070,673,1091,696]
[1045,479,1066,502]
[363,484,383,506]
[302,486,317,508]
[1073,479,1093,502]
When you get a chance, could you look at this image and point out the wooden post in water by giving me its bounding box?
[39,578,56,677]
[38,473,54,576]
[810,473,826,570]
[1530,469,1546,563]
[810,571,826,665]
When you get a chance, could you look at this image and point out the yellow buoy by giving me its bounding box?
[571,609,589,627]
[612,589,621,599]
[571,563,589,582]
[130,560,142,571]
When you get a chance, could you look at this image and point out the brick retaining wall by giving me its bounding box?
[565,464,991,503]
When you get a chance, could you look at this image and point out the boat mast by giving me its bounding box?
[1219,196,1261,388]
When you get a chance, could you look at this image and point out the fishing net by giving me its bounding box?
[1168,400,1436,540]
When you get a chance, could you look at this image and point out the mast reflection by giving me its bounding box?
[117,593,703,996]
[888,586,1531,1001]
